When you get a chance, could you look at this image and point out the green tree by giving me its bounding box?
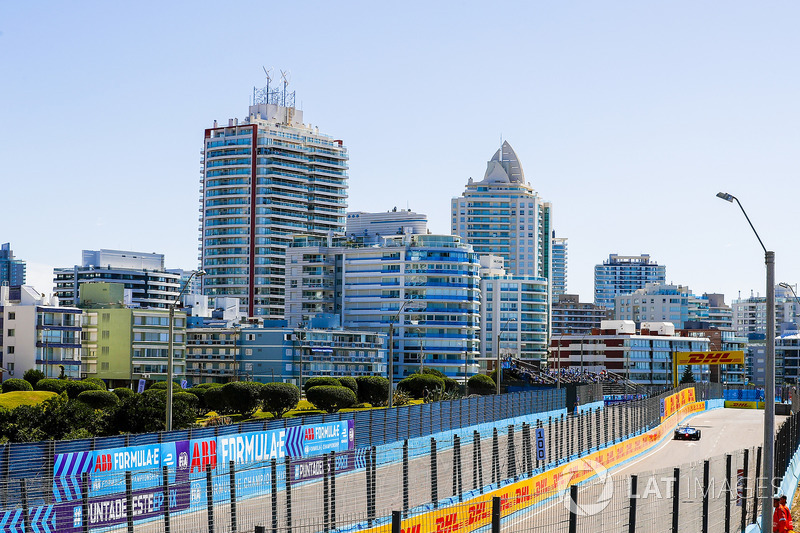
[680,365,696,384]
[468,374,496,395]
[338,376,358,397]
[397,374,444,399]
[260,383,301,418]
[77,390,120,410]
[22,369,45,389]
[221,381,263,417]
[306,386,356,413]
[303,377,341,395]
[354,376,390,406]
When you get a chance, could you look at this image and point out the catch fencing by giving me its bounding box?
[0,383,723,532]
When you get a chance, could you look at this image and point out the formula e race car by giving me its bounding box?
[674,425,701,441]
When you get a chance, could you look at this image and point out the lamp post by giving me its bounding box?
[717,191,774,531]
[388,299,422,408]
[496,316,517,395]
[166,269,206,431]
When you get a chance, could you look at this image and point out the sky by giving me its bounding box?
[2,1,799,305]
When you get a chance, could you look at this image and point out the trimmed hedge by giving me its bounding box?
[338,376,358,397]
[204,387,228,414]
[303,377,341,394]
[65,380,103,400]
[35,379,69,394]
[2,378,33,393]
[397,374,444,399]
[76,390,119,410]
[354,376,389,406]
[83,377,107,390]
[112,387,135,400]
[468,374,496,395]
[306,386,356,413]
[261,382,301,418]
[149,381,181,391]
[221,381,263,416]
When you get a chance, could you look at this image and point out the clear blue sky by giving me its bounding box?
[2,1,799,304]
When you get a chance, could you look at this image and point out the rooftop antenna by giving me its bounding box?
[263,66,273,95]
[280,70,290,107]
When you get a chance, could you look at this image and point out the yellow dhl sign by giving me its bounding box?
[674,351,744,366]
[725,401,764,409]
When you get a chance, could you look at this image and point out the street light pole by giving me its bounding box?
[496,316,516,395]
[166,269,205,431]
[717,191,774,532]
[388,299,420,408]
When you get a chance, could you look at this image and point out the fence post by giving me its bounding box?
[672,467,680,533]
[81,471,89,533]
[508,425,516,480]
[126,470,134,533]
[702,460,710,532]
[568,484,578,533]
[492,495,501,533]
[547,416,553,464]
[163,465,172,533]
[431,437,439,508]
[725,454,732,533]
[454,434,463,501]
[323,453,330,533]
[752,446,761,524]
[20,479,30,533]
[403,440,409,515]
[628,475,638,533]
[330,452,336,530]
[741,448,749,532]
[604,407,609,446]
[206,464,215,533]
[285,456,292,533]
[366,446,373,524]
[491,429,500,483]
[475,430,484,492]
[392,510,402,533]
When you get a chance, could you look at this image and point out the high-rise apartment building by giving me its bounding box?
[345,209,427,244]
[614,283,709,329]
[551,234,567,296]
[200,82,348,318]
[478,255,548,366]
[451,141,552,279]
[54,249,180,309]
[732,284,800,337]
[594,254,666,310]
[551,294,610,336]
[0,243,26,287]
[285,234,481,382]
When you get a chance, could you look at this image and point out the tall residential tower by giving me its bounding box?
[200,81,348,317]
[593,254,666,310]
[451,141,552,280]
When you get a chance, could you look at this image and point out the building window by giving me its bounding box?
[102,330,110,339]
[101,346,110,355]
[101,362,110,370]
[7,312,14,320]
[6,346,14,355]
[102,313,110,322]
[6,329,13,337]
[7,363,13,373]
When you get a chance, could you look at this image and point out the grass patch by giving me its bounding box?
[0,391,57,409]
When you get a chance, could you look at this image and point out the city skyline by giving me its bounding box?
[3,2,800,303]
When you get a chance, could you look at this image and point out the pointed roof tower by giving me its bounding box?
[482,141,525,184]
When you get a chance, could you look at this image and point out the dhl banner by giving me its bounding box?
[674,351,745,366]
[363,389,704,533]
[660,388,696,422]
[725,400,765,409]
